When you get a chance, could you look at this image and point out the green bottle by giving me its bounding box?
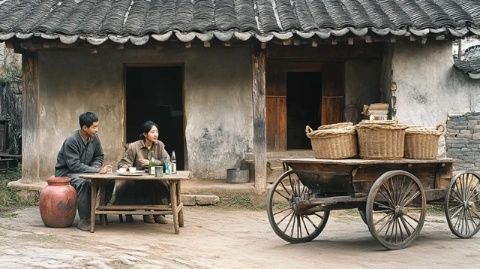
[149,157,155,175]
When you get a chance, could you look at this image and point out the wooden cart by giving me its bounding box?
[266,158,480,249]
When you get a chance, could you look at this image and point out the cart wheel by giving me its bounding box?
[445,172,480,238]
[267,170,330,243]
[366,170,426,250]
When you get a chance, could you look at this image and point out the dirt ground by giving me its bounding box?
[1,206,480,269]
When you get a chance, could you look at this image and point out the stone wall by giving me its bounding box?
[446,112,480,171]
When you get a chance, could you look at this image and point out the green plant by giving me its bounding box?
[0,166,38,213]
[217,194,266,210]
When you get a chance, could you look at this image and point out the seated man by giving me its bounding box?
[54,112,110,231]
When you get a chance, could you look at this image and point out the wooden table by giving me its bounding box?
[80,171,191,233]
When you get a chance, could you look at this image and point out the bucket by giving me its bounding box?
[226,168,249,184]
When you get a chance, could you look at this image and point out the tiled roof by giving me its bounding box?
[0,0,479,45]
[454,45,480,79]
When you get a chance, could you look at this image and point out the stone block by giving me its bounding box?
[473,133,480,140]
[445,138,467,143]
[181,195,197,206]
[446,144,464,148]
[457,134,473,139]
[195,195,220,206]
[448,115,466,121]
[467,115,480,120]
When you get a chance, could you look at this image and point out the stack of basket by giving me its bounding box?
[404,125,445,159]
[356,120,408,159]
[305,122,357,159]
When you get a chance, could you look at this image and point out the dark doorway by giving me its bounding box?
[286,72,322,149]
[125,66,184,169]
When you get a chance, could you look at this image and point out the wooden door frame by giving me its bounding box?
[122,63,187,169]
[266,60,345,151]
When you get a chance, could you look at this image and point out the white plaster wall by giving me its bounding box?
[34,46,253,181]
[183,49,253,179]
[38,50,125,179]
[391,41,480,127]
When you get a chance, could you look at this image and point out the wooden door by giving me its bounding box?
[266,61,345,151]
[321,63,345,125]
[266,64,287,151]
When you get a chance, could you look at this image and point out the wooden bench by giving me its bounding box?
[0,158,18,172]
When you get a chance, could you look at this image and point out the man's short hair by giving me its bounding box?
[79,112,98,128]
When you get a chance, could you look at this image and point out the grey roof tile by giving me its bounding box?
[0,0,479,44]
[455,45,480,77]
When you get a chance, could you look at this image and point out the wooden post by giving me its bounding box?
[21,52,40,184]
[252,47,267,194]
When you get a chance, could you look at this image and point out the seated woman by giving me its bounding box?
[115,120,170,224]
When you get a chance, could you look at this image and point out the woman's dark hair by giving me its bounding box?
[79,112,98,128]
[139,120,158,140]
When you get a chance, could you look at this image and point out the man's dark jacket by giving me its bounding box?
[55,130,103,177]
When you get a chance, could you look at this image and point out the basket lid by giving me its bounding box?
[306,125,356,138]
[406,125,444,135]
[356,120,408,130]
[317,122,354,130]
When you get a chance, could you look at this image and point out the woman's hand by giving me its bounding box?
[139,158,149,166]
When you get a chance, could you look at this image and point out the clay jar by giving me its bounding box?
[39,177,77,228]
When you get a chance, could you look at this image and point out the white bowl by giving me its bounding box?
[117,168,127,173]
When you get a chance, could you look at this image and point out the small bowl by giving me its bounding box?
[117,168,127,173]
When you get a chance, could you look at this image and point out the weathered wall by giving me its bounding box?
[391,41,480,159]
[391,41,480,126]
[445,113,480,171]
[345,59,382,117]
[27,46,252,182]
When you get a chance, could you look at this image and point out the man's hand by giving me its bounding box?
[139,159,149,166]
[99,164,113,174]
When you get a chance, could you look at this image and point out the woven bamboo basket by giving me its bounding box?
[404,125,444,159]
[306,123,357,159]
[356,120,408,159]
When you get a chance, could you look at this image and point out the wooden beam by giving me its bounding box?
[22,52,41,183]
[252,47,267,194]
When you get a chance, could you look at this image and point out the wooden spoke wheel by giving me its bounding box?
[366,170,426,250]
[445,172,480,238]
[267,170,330,243]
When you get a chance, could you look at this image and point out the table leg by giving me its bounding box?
[170,181,179,234]
[90,180,97,233]
[177,181,184,227]
[98,182,108,226]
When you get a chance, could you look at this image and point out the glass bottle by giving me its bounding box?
[164,159,171,175]
[171,150,177,174]
[149,157,155,175]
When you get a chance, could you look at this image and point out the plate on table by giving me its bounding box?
[116,171,143,176]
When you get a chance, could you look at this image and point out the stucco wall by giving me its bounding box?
[38,50,125,179]
[391,41,480,157]
[391,41,480,126]
[32,46,252,181]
